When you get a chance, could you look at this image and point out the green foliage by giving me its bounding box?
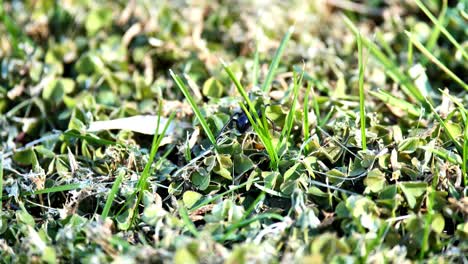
[0,0,466,263]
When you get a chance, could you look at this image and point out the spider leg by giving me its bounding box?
[216,113,238,141]
[266,117,278,131]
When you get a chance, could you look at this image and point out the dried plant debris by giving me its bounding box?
[0,0,467,263]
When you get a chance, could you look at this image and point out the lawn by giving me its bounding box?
[0,0,467,263]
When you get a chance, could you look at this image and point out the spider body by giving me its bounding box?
[216,107,263,140]
[235,109,262,133]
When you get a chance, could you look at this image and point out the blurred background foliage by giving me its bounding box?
[0,0,467,263]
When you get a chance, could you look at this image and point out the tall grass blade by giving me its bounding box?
[102,169,125,218]
[221,61,263,126]
[170,70,217,146]
[279,70,302,153]
[262,26,294,93]
[178,201,200,238]
[1,182,89,201]
[303,82,312,144]
[407,27,414,66]
[222,61,279,169]
[252,41,260,88]
[0,156,3,211]
[357,31,367,150]
[369,90,422,117]
[424,97,463,154]
[129,104,175,228]
[137,103,173,191]
[189,180,257,212]
[464,116,468,186]
[405,31,467,91]
[414,0,468,60]
[343,16,426,105]
[439,89,468,185]
[424,0,447,53]
[32,183,87,195]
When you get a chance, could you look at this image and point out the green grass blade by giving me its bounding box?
[178,201,200,238]
[62,131,117,146]
[464,116,468,186]
[439,89,468,185]
[425,97,463,153]
[424,0,447,53]
[293,67,325,129]
[137,103,171,191]
[414,0,468,61]
[357,31,367,150]
[279,70,301,153]
[343,16,426,105]
[222,61,263,126]
[220,212,283,242]
[376,30,396,60]
[1,182,89,201]
[102,168,125,218]
[170,70,217,146]
[241,191,266,220]
[222,61,279,168]
[262,26,294,93]
[129,105,175,228]
[252,41,260,88]
[407,27,414,66]
[369,90,422,117]
[189,180,257,212]
[311,86,322,127]
[303,82,312,144]
[0,156,3,211]
[293,66,331,93]
[405,31,468,91]
[33,183,87,195]
[422,147,462,165]
[238,102,279,168]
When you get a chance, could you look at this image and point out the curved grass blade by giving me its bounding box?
[252,40,260,88]
[343,16,427,106]
[1,182,89,201]
[424,97,463,154]
[220,213,284,242]
[102,168,126,218]
[464,117,468,186]
[221,61,263,126]
[424,0,448,55]
[33,182,87,195]
[414,0,467,61]
[369,90,422,117]
[405,31,467,91]
[357,31,367,150]
[303,82,312,145]
[170,70,217,146]
[178,201,200,238]
[262,26,294,93]
[189,180,257,212]
[137,104,175,191]
[278,70,302,153]
[0,156,3,211]
[127,104,176,229]
[222,61,279,169]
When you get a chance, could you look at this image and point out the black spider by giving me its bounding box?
[235,108,263,133]
[217,105,273,140]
